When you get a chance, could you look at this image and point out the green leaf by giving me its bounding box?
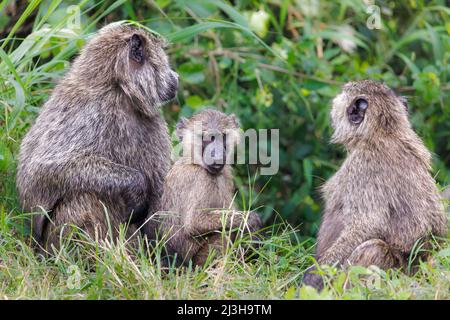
[303,159,313,188]
[166,21,234,43]
[185,95,204,109]
[1,0,42,49]
[284,286,297,299]
[0,141,13,171]
[397,53,420,76]
[207,0,249,28]
[165,20,280,60]
[436,247,450,258]
[178,63,205,84]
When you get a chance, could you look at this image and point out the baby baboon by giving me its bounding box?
[17,23,178,251]
[303,80,447,289]
[147,109,262,266]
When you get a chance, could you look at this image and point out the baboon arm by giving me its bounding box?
[36,155,146,199]
[29,155,148,241]
[185,210,261,236]
[27,155,148,225]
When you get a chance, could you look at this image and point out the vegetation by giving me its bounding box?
[0,0,448,299]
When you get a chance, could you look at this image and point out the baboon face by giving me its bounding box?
[176,109,240,175]
[330,80,409,146]
[77,23,178,114]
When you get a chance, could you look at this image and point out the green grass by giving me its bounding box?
[0,0,449,300]
[0,209,448,299]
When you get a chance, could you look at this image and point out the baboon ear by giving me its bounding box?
[176,117,188,141]
[228,114,240,129]
[129,34,145,64]
[347,98,368,125]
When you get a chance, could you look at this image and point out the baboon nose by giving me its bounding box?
[170,70,179,87]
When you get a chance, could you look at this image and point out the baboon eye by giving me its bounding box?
[347,98,368,125]
[129,34,145,64]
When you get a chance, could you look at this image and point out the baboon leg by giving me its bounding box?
[303,239,405,291]
[163,231,203,267]
[191,214,262,267]
[346,239,405,269]
[165,209,261,267]
[42,193,130,252]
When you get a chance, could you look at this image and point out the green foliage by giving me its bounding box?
[0,0,449,299]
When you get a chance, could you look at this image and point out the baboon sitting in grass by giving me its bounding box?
[146,109,262,266]
[17,23,178,252]
[303,80,447,290]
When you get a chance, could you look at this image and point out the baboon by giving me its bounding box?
[146,109,262,266]
[303,80,447,290]
[17,23,178,251]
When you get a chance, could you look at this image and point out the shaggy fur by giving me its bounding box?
[17,23,178,251]
[303,80,447,289]
[146,109,262,266]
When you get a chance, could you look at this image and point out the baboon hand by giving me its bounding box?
[122,171,149,223]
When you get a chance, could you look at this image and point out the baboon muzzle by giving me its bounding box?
[204,138,226,175]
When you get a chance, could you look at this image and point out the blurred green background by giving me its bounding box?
[0,0,449,238]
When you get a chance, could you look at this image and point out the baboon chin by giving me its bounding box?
[303,80,447,290]
[146,109,262,266]
[17,23,178,253]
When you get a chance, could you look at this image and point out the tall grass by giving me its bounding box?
[0,206,448,299]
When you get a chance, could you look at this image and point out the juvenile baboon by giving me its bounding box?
[303,80,447,289]
[146,109,262,266]
[17,23,178,251]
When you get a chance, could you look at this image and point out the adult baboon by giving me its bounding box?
[17,23,178,251]
[303,80,447,290]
